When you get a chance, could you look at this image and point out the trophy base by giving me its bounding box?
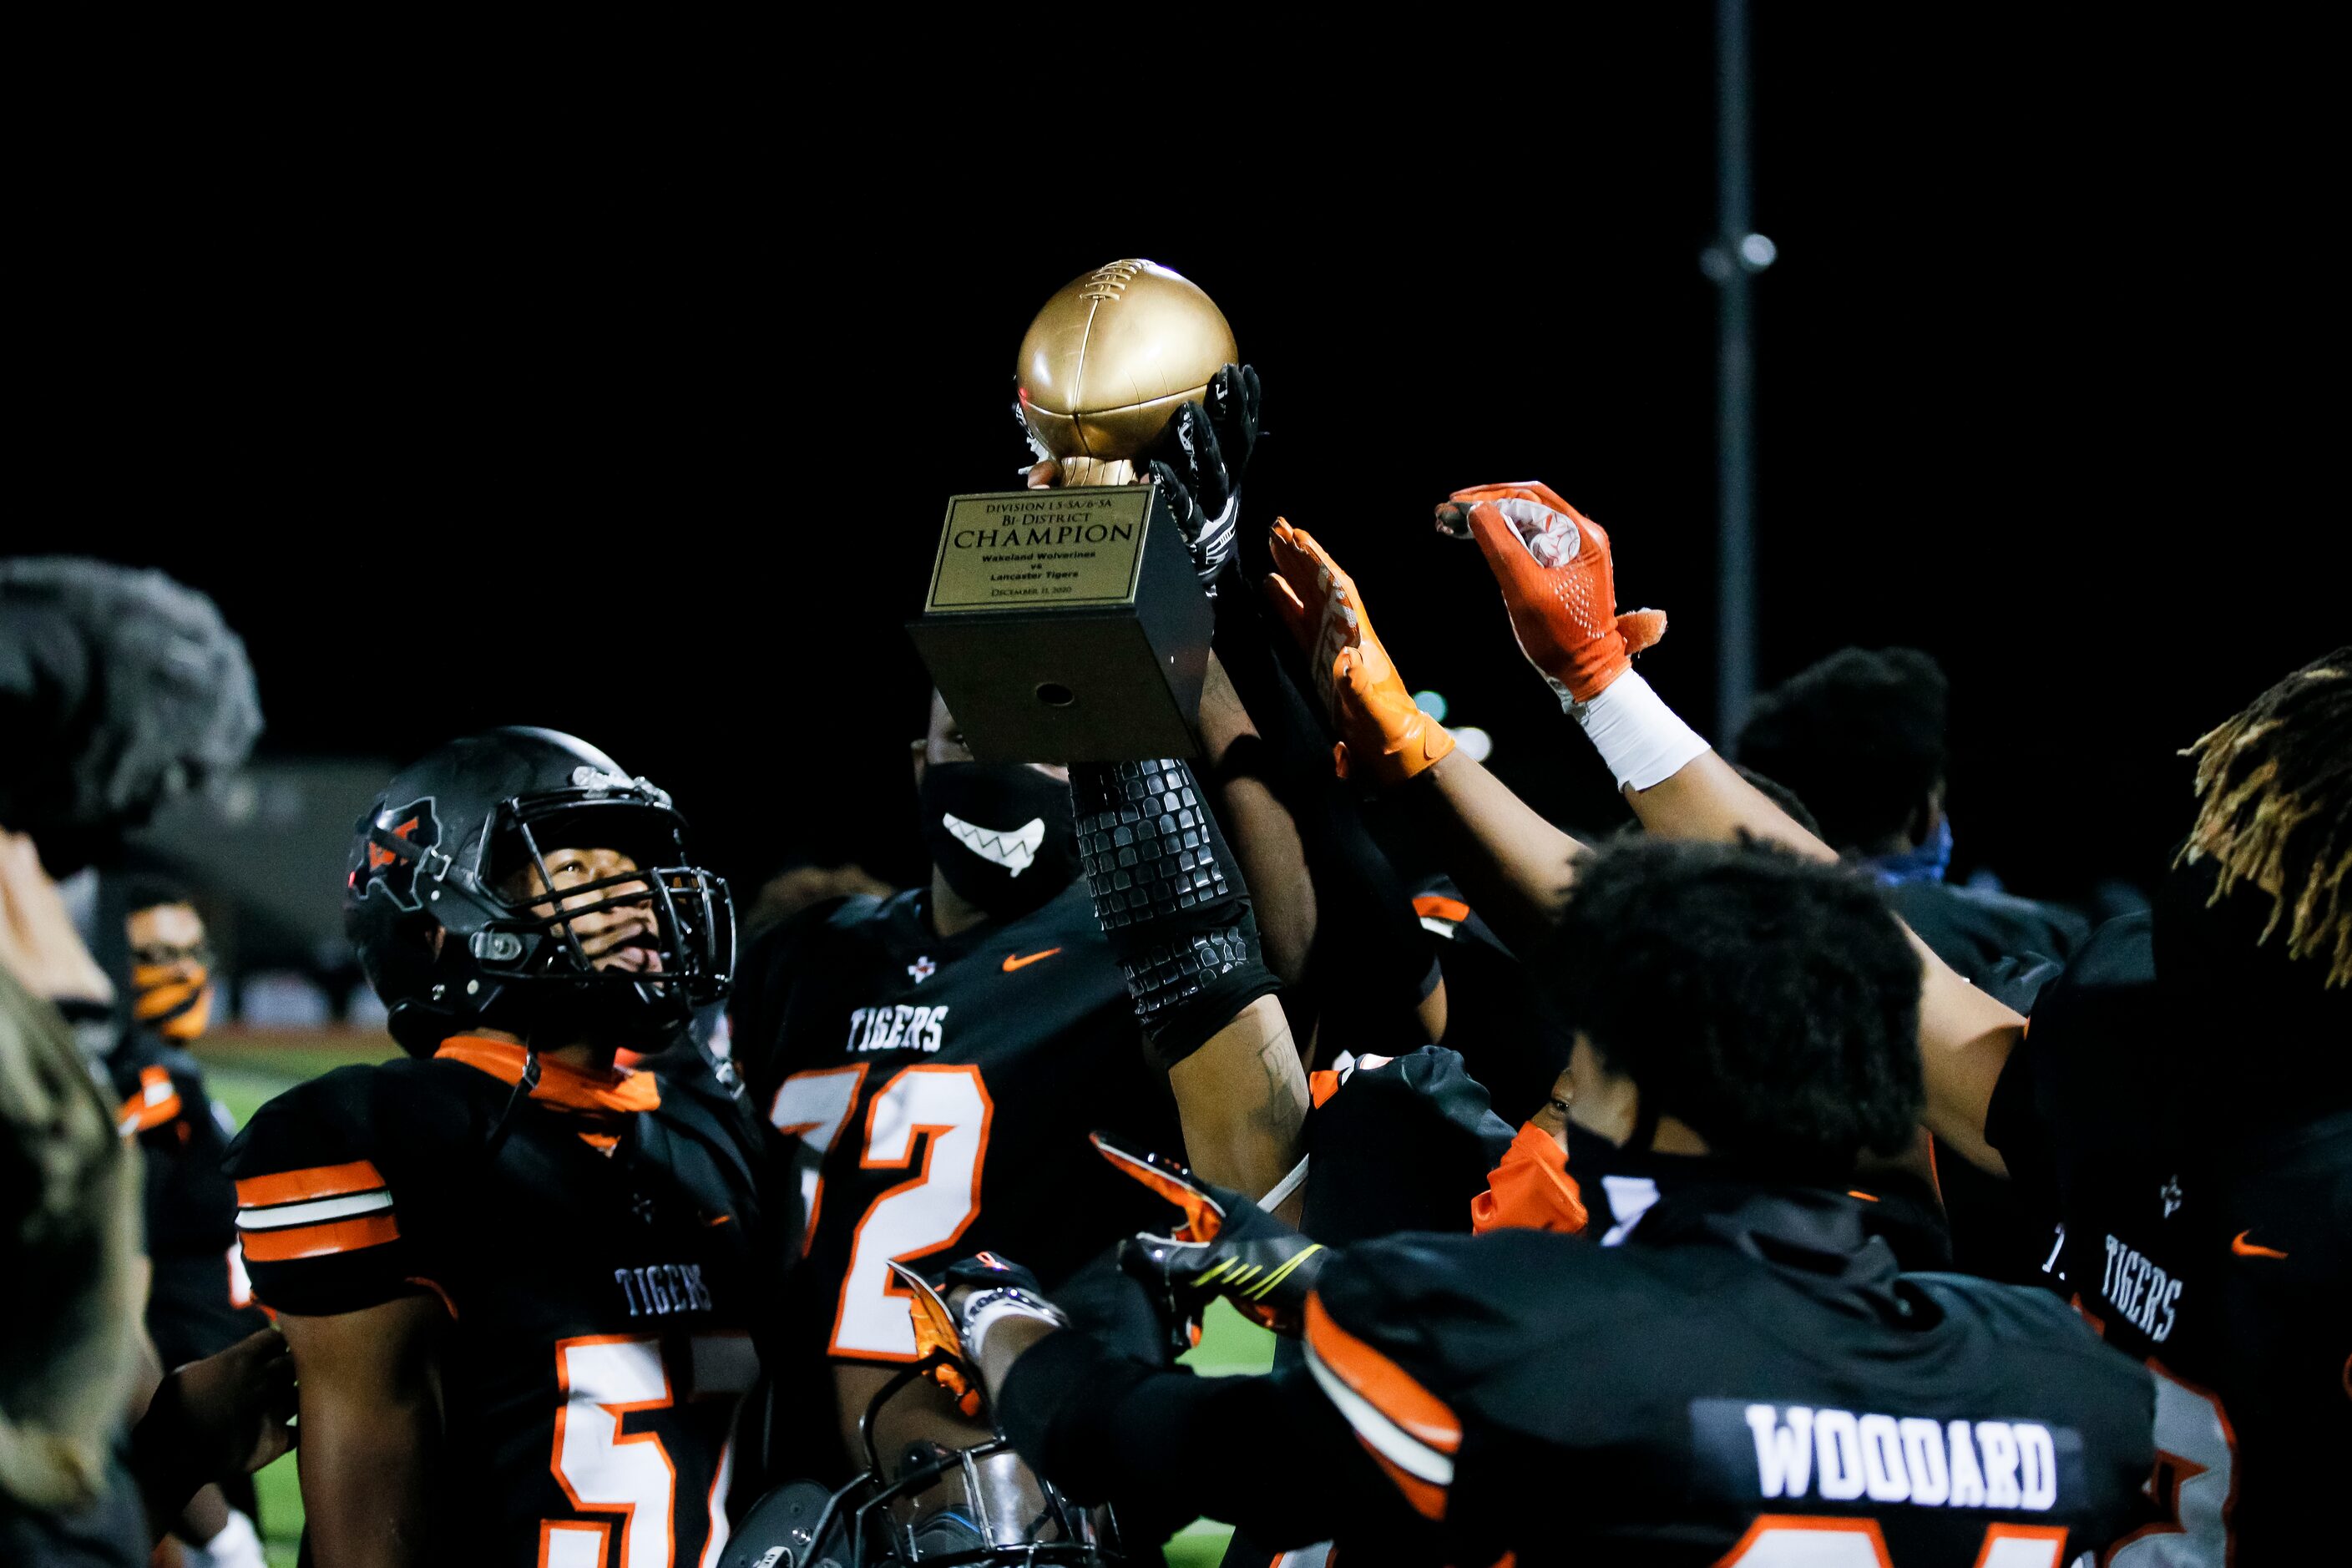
[907,607,1208,763]
[908,481,1211,763]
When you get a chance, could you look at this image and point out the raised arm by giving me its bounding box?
[1208,577,1461,1053]
[1438,480,2025,1172]
[1196,653,1317,988]
[1066,758,1307,1203]
[1261,522,1596,955]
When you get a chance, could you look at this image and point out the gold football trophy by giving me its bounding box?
[908,260,1232,762]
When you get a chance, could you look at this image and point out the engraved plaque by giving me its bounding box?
[924,487,1153,612]
[908,479,1211,763]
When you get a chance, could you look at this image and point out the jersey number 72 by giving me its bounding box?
[770,1064,996,1358]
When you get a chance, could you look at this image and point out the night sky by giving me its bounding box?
[41,13,2343,913]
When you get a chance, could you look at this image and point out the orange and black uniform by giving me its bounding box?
[733,884,1182,1383]
[999,1176,2156,1566]
[1986,913,2352,1563]
[104,1026,270,1373]
[222,1038,789,1565]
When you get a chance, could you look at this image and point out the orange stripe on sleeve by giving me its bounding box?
[1304,1294,1461,1454]
[235,1160,387,1209]
[1366,1445,1449,1520]
[1412,894,1471,924]
[124,1093,182,1131]
[117,1065,182,1135]
[240,1212,400,1262]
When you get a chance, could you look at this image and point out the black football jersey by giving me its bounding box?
[733,883,1183,1368]
[104,1027,271,1370]
[1987,913,2352,1564]
[1565,1135,1956,1274]
[1302,1179,2156,1566]
[223,1039,789,1565]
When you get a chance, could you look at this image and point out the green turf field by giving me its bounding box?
[195,1033,1269,1568]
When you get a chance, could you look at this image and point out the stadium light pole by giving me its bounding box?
[1702,0,1772,745]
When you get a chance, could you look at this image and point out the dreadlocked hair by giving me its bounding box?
[2177,648,2352,988]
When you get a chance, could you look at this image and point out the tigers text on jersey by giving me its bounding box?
[1987,912,2352,1563]
[1301,1179,2155,1566]
[222,1039,790,1565]
[733,883,1183,1368]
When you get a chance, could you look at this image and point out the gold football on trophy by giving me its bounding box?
[1017,259,1238,466]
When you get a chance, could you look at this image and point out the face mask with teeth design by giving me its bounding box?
[941,811,1046,876]
[918,761,1080,922]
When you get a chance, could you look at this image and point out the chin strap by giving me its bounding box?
[479,1045,542,1164]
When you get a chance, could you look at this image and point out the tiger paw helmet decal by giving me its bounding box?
[351,797,442,910]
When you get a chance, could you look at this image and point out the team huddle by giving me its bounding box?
[198,370,2345,1567]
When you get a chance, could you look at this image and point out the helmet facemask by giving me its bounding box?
[362,785,734,1053]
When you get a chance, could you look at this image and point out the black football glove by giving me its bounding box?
[1146,362,1261,589]
[1090,1130,1325,1355]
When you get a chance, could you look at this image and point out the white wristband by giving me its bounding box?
[963,1289,1066,1358]
[1570,671,1711,792]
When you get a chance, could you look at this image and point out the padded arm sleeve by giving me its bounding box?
[1069,759,1282,1071]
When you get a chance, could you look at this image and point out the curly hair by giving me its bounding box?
[1735,648,1948,854]
[2177,648,2352,989]
[1530,837,1924,1182]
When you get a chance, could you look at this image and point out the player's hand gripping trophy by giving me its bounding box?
[1013,258,1261,590]
[910,259,1260,764]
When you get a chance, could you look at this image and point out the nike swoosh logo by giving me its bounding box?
[1001,948,1062,973]
[2231,1230,2288,1259]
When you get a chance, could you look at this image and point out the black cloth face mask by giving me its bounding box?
[918,761,1080,923]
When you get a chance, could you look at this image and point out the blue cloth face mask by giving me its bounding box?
[1870,815,1952,887]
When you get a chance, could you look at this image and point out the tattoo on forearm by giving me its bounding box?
[1252,1026,1308,1137]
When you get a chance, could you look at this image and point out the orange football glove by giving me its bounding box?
[887,1261,983,1416]
[1262,519,1455,787]
[1436,481,1666,705]
[1469,1120,1589,1236]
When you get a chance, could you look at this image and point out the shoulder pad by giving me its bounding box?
[1304,1229,1593,1509]
[737,890,888,968]
[2021,914,2166,1086]
[224,1059,480,1188]
[2041,913,2157,1002]
[223,1064,443,1317]
[223,1064,387,1176]
[826,891,893,933]
[1901,1270,2104,1344]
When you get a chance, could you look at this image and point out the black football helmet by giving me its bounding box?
[721,1266,1121,1568]
[345,726,734,1056]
